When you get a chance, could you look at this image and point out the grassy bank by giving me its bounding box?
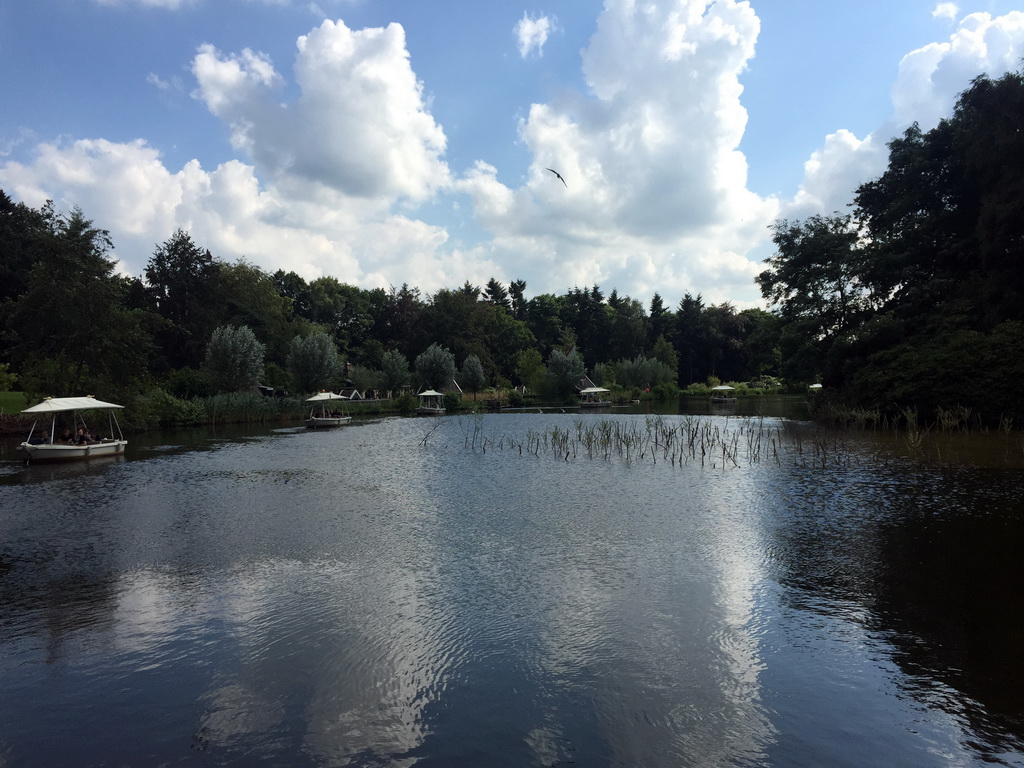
[0,391,28,413]
[0,392,32,436]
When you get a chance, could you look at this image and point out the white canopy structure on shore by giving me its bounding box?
[416,390,446,415]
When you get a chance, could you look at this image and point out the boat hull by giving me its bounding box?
[416,407,446,416]
[306,416,352,428]
[19,439,128,462]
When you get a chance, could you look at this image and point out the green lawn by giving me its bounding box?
[0,391,28,413]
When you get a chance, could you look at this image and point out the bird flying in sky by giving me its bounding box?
[546,168,567,187]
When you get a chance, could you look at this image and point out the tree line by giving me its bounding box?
[758,69,1024,422]
[2,69,1021,422]
[0,198,779,406]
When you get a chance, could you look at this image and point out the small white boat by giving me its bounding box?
[19,396,128,463]
[416,389,446,415]
[305,391,352,428]
[578,386,612,408]
[710,385,737,403]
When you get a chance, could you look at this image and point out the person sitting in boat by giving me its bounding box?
[74,427,95,445]
[58,428,74,444]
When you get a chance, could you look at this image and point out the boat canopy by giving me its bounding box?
[710,385,735,392]
[23,396,125,413]
[417,390,444,398]
[306,391,348,402]
[579,387,611,395]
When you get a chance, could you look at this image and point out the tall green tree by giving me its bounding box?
[422,288,490,366]
[287,331,339,394]
[854,70,1024,325]
[648,292,670,349]
[0,193,50,363]
[561,286,610,367]
[297,276,375,356]
[272,269,311,318]
[0,191,48,307]
[483,278,509,309]
[460,354,486,399]
[0,362,17,392]
[482,308,536,383]
[607,296,648,361]
[756,214,869,382]
[545,347,584,399]
[508,279,528,320]
[703,302,749,382]
[350,365,384,394]
[674,292,707,385]
[759,69,1024,419]
[515,348,545,394]
[145,230,223,371]
[738,308,781,378]
[415,343,456,391]
[525,293,566,358]
[370,284,425,358]
[219,260,303,367]
[7,207,152,396]
[614,355,674,388]
[757,214,868,337]
[380,349,410,394]
[650,335,679,379]
[204,325,265,393]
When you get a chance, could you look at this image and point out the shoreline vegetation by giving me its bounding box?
[3,73,1023,437]
[3,387,1019,451]
[451,413,1024,469]
[1,385,713,435]
[4,385,1021,471]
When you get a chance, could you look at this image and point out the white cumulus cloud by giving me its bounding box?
[460,0,776,306]
[191,20,450,205]
[1,19,454,287]
[516,13,554,58]
[785,9,1024,222]
[5,3,1024,310]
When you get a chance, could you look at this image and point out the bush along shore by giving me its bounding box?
[1,388,510,436]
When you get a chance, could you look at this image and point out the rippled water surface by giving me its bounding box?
[1,413,1023,766]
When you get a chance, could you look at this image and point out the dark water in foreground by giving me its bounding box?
[1,408,1023,767]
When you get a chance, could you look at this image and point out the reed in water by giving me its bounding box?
[456,414,861,469]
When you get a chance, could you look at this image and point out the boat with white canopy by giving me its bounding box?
[19,395,128,463]
[416,390,446,415]
[305,391,352,428]
[578,387,612,408]
[709,385,737,403]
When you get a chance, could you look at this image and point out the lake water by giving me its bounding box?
[1,405,1023,766]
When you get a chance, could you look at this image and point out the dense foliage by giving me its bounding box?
[288,331,340,394]
[758,70,1024,421]
[2,70,1020,422]
[204,325,265,394]
[0,196,770,405]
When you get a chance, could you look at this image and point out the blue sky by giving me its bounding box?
[2,0,1023,309]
